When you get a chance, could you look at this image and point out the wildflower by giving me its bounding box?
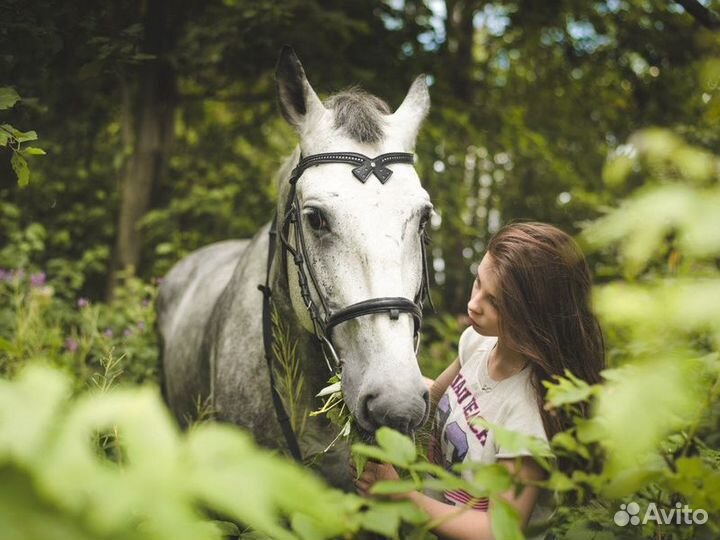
[103,328,114,338]
[77,297,90,309]
[136,321,146,331]
[30,272,46,287]
[123,328,132,337]
[0,269,11,282]
[65,338,79,353]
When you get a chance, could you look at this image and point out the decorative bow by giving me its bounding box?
[352,158,394,184]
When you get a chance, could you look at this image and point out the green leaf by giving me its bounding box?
[595,357,707,475]
[488,496,524,540]
[11,152,30,186]
[601,459,665,498]
[0,87,20,110]
[388,500,427,525]
[544,471,575,492]
[472,419,553,461]
[353,451,368,478]
[375,427,416,466]
[351,443,395,463]
[370,479,418,495]
[0,124,38,143]
[452,462,513,493]
[356,505,401,538]
[551,431,590,460]
[543,370,599,408]
[574,418,605,444]
[23,147,46,156]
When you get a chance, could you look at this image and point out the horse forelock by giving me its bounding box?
[325,88,390,144]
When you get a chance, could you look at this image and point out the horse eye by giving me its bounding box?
[305,208,328,231]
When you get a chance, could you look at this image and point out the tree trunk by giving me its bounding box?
[108,0,177,295]
[443,0,480,101]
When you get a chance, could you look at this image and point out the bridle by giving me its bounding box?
[258,151,434,461]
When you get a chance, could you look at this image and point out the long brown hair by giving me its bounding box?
[486,222,604,438]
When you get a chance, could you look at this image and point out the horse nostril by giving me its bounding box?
[361,388,427,434]
[361,392,378,429]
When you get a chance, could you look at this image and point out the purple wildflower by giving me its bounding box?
[142,299,150,307]
[65,338,79,353]
[77,297,90,309]
[136,321,146,331]
[0,269,11,282]
[123,328,132,337]
[103,328,114,338]
[30,272,46,287]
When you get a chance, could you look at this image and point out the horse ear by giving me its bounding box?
[275,46,324,129]
[390,75,430,149]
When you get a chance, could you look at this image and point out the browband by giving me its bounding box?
[290,152,415,184]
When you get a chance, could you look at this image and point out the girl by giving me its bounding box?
[355,222,604,539]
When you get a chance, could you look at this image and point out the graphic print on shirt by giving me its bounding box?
[432,394,469,469]
[431,372,491,471]
[448,372,489,446]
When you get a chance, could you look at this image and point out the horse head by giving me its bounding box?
[275,47,432,436]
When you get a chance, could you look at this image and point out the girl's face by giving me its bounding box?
[467,253,500,336]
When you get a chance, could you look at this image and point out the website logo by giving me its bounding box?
[614,502,708,527]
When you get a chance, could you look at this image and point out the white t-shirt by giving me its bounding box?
[427,326,550,510]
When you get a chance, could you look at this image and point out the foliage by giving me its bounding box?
[534,130,720,539]
[271,307,308,440]
[0,268,158,388]
[0,87,45,187]
[0,365,428,540]
[4,0,719,308]
[352,425,538,540]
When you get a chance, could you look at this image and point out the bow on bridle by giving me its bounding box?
[258,150,434,461]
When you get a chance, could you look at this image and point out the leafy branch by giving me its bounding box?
[0,87,45,187]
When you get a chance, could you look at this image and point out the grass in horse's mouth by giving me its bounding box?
[311,375,418,450]
[310,374,355,453]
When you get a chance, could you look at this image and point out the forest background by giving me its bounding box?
[1,1,720,539]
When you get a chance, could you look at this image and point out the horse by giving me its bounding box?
[157,47,433,488]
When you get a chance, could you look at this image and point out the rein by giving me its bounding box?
[258,151,433,462]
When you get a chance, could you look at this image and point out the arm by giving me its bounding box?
[428,357,461,408]
[357,456,544,540]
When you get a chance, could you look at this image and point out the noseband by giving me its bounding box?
[258,150,433,461]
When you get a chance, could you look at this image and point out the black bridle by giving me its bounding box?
[258,151,433,461]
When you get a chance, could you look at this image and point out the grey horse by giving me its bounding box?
[158,48,433,487]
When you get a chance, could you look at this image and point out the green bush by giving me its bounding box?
[0,269,157,388]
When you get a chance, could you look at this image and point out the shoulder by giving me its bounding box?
[495,372,550,458]
[500,369,542,416]
[458,326,497,366]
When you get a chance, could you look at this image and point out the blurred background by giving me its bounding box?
[2,0,717,302]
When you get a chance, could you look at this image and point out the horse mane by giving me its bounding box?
[325,88,391,144]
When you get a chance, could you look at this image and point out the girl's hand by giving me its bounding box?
[353,461,401,497]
